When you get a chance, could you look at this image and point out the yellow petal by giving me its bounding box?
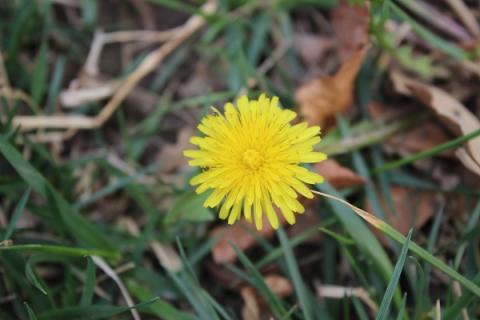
[300,152,327,163]
[204,188,228,208]
[254,197,263,230]
[244,200,252,222]
[277,199,295,225]
[263,197,279,229]
[228,203,242,225]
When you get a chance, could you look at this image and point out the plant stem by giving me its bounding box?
[375,127,480,173]
[311,190,480,298]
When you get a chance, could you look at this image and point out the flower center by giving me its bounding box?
[243,149,264,170]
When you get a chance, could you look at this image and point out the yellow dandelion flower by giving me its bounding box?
[183,94,327,230]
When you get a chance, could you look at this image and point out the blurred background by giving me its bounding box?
[1,0,480,319]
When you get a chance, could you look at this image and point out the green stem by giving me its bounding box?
[378,222,480,297]
[375,127,480,173]
[311,190,480,298]
[317,113,428,156]
[0,244,119,260]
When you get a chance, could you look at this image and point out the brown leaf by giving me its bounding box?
[391,71,480,175]
[366,187,436,238]
[265,275,293,298]
[314,159,365,189]
[241,275,292,320]
[296,46,367,127]
[210,218,276,264]
[330,0,369,61]
[156,127,195,173]
[369,102,453,157]
[241,287,260,320]
[391,123,453,155]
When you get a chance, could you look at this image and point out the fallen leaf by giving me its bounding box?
[241,275,292,320]
[456,148,480,176]
[296,46,367,127]
[367,101,404,120]
[391,123,453,156]
[241,287,260,320]
[369,102,453,157]
[391,71,480,175]
[264,275,293,298]
[314,159,365,189]
[293,33,334,65]
[366,186,436,239]
[157,127,195,173]
[330,0,369,61]
[210,217,276,264]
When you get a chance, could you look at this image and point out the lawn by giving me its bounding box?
[1,0,480,319]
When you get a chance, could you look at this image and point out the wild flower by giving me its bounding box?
[184,94,327,230]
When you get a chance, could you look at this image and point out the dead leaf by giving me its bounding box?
[241,287,260,320]
[391,123,453,156]
[296,46,367,127]
[391,71,480,174]
[157,127,195,173]
[265,275,293,297]
[293,33,334,65]
[210,218,276,264]
[241,275,292,320]
[456,148,480,176]
[366,186,436,238]
[314,159,365,189]
[330,0,369,61]
[368,101,403,120]
[369,102,453,157]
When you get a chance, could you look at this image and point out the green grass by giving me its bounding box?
[1,0,480,319]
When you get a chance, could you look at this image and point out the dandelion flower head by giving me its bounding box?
[184,94,327,230]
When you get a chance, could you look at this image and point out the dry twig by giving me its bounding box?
[92,256,140,320]
[445,0,480,38]
[12,0,218,140]
[314,281,378,314]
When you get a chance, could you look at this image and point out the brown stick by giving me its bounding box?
[12,0,218,133]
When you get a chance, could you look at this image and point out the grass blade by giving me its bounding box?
[126,278,195,320]
[443,272,480,319]
[169,272,219,320]
[317,183,401,308]
[395,293,408,320]
[45,55,66,114]
[375,127,480,173]
[312,190,480,299]
[25,255,50,295]
[0,244,117,259]
[277,227,313,320]
[0,138,118,254]
[3,188,30,241]
[376,229,413,320]
[37,298,159,320]
[230,242,288,318]
[80,256,96,306]
[30,40,48,107]
[24,302,38,320]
